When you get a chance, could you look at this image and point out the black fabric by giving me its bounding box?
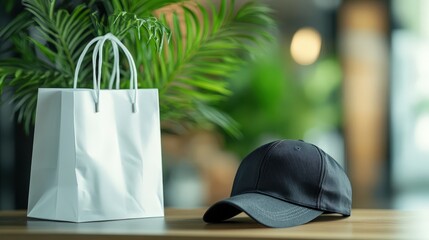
[203,193,323,228]
[203,139,352,228]
[231,140,281,195]
[318,150,352,215]
[255,140,322,208]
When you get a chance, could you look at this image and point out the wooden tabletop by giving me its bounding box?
[0,208,428,240]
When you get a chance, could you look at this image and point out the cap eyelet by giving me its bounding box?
[294,146,301,151]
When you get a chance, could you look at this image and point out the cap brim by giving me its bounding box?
[203,193,323,228]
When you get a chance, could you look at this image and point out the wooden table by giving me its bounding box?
[1,208,428,240]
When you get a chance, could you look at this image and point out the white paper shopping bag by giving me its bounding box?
[27,33,164,222]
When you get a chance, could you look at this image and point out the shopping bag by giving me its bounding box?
[27,33,164,222]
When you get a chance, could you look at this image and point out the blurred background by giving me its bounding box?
[1,0,429,211]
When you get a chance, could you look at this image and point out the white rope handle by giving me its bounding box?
[73,36,104,89]
[95,33,138,112]
[73,33,138,113]
[92,35,121,111]
[109,40,121,90]
[92,36,121,90]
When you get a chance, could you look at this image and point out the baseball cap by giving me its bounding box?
[203,139,352,228]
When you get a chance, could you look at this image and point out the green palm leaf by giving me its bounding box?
[138,0,275,137]
[0,0,275,137]
[0,0,171,132]
[106,0,184,17]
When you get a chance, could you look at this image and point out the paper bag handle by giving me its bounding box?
[93,37,121,90]
[94,34,138,112]
[73,33,138,113]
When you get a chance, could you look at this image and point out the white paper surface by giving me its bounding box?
[28,88,164,222]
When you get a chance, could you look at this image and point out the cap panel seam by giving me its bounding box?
[314,146,326,209]
[254,140,283,190]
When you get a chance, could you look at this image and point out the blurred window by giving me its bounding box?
[391,0,429,209]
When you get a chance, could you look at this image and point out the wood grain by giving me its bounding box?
[1,209,428,240]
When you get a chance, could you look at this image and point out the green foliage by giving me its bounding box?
[0,0,275,135]
[218,50,342,157]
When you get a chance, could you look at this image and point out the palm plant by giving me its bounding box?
[0,0,274,136]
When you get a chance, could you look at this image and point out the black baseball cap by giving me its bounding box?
[203,139,352,228]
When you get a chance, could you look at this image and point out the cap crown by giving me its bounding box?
[231,139,351,215]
